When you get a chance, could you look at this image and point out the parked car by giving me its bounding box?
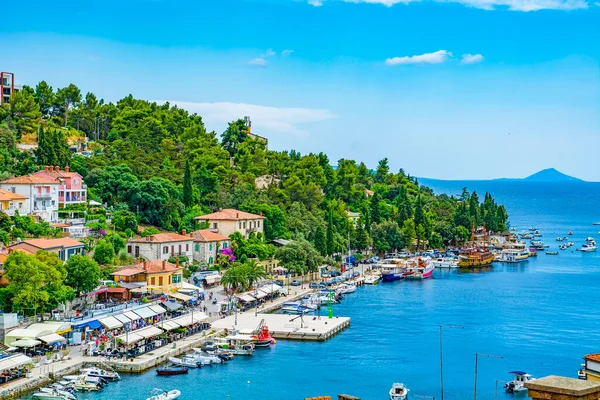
[309,282,320,289]
[330,271,342,277]
[291,279,302,286]
[273,280,284,287]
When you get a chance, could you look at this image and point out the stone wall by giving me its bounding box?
[526,376,600,400]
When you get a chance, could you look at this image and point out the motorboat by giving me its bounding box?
[578,364,587,380]
[156,367,188,376]
[32,388,77,400]
[336,283,357,294]
[280,302,312,315]
[379,262,405,282]
[168,356,201,368]
[504,371,535,393]
[498,249,529,263]
[559,244,568,250]
[404,259,434,279]
[556,237,563,242]
[81,367,120,381]
[528,248,537,257]
[389,383,409,400]
[216,336,255,355]
[147,388,181,400]
[579,243,598,252]
[530,241,547,250]
[568,231,573,235]
[593,222,600,226]
[546,251,558,255]
[432,257,458,268]
[71,376,102,392]
[520,233,533,239]
[191,349,224,364]
[364,275,381,285]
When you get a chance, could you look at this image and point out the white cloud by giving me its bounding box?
[248,57,267,66]
[460,53,484,64]
[308,0,589,11]
[282,49,295,57]
[265,48,276,57]
[158,101,337,136]
[385,50,452,66]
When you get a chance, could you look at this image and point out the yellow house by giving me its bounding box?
[111,259,183,293]
[0,188,28,216]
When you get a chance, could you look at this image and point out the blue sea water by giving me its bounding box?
[80,181,600,400]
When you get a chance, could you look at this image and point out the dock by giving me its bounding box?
[211,312,351,341]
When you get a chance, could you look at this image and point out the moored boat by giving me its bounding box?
[504,371,535,393]
[168,356,200,368]
[432,257,458,268]
[156,367,188,376]
[32,388,77,400]
[364,275,381,285]
[147,389,181,400]
[498,249,529,263]
[380,263,405,282]
[404,258,434,280]
[81,367,120,381]
[389,383,409,400]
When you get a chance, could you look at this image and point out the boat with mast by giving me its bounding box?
[458,223,494,268]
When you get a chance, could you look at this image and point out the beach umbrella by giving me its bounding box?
[10,339,42,348]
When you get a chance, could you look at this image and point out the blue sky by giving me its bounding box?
[2,0,599,180]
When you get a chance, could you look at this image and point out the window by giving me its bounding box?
[239,222,242,229]
[195,244,200,251]
[151,277,156,286]
[213,222,218,229]
[10,187,15,193]
[171,245,174,255]
[257,221,260,228]
[209,256,213,264]
[158,276,163,286]
[222,242,228,249]
[18,203,22,209]
[163,246,168,254]
[209,243,213,251]
[243,222,246,229]
[127,245,132,253]
[186,243,189,252]
[172,274,182,284]
[178,244,182,254]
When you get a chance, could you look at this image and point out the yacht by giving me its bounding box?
[504,371,535,393]
[432,257,458,268]
[336,283,357,294]
[280,302,312,315]
[530,241,547,250]
[379,263,405,282]
[81,367,120,381]
[32,388,77,400]
[579,243,598,252]
[168,356,201,368]
[389,383,409,400]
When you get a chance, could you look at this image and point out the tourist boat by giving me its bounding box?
[168,356,201,368]
[81,367,120,381]
[32,388,77,400]
[147,388,181,400]
[156,367,188,376]
[498,249,529,263]
[364,275,381,285]
[504,371,535,393]
[546,251,558,255]
[432,257,458,268]
[458,247,494,268]
[404,258,434,280]
[389,383,409,400]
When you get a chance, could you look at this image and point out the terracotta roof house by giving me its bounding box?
[33,166,87,208]
[8,238,85,262]
[0,188,28,217]
[126,230,194,261]
[111,259,183,293]
[189,230,231,266]
[194,208,265,239]
[0,173,60,222]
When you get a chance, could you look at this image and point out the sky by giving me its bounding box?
[2,0,599,180]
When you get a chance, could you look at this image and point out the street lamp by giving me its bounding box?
[439,325,464,400]
[474,353,503,400]
[494,380,508,400]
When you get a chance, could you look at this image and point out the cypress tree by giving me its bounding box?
[183,160,193,208]
[370,191,381,224]
[326,210,334,256]
[314,224,327,256]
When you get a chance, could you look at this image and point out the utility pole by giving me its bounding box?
[474,353,503,400]
[439,325,464,400]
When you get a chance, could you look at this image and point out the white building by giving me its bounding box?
[0,174,60,222]
[189,230,231,266]
[126,231,194,261]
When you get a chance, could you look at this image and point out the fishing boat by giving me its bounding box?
[432,257,458,268]
[389,383,409,400]
[364,275,381,285]
[168,356,201,368]
[156,367,188,376]
[404,258,434,280]
[32,388,77,400]
[498,249,529,263]
[248,321,276,347]
[147,389,181,400]
[81,367,120,381]
[504,371,535,393]
[380,263,405,282]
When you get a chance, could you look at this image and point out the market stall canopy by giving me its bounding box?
[38,333,67,344]
[261,283,284,293]
[114,314,132,324]
[161,301,183,312]
[11,339,41,348]
[204,274,221,284]
[180,282,203,292]
[114,332,144,345]
[98,316,122,330]
[73,319,102,330]
[123,311,141,321]
[0,354,32,372]
[29,322,71,335]
[149,304,167,315]
[134,325,164,339]
[252,290,269,299]
[5,328,36,340]
[169,292,192,302]
[171,313,208,327]
[132,306,156,319]
[237,293,256,303]
[157,320,180,331]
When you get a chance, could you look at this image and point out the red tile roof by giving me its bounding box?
[15,238,84,249]
[0,188,28,201]
[194,208,264,221]
[585,354,600,362]
[112,259,182,276]
[34,169,82,179]
[1,174,59,185]
[190,230,230,242]
[129,233,193,244]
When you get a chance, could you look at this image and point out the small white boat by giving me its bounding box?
[280,302,312,315]
[593,222,600,226]
[579,244,598,252]
[81,367,120,381]
[147,389,181,400]
[191,349,222,364]
[504,371,535,393]
[364,275,380,285]
[432,257,458,268]
[389,382,409,400]
[168,356,200,368]
[336,283,357,294]
[71,377,101,392]
[32,388,77,400]
[578,364,587,380]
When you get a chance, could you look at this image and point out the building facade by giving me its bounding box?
[1,72,21,105]
[194,209,265,239]
[0,175,60,222]
[126,232,194,261]
[8,238,85,262]
[190,230,230,265]
[33,166,87,208]
[111,259,183,293]
[0,188,29,217]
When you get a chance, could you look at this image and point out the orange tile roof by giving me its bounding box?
[34,169,82,179]
[585,354,600,362]
[112,259,182,276]
[1,174,60,185]
[190,230,230,242]
[194,208,264,221]
[129,232,193,244]
[0,188,28,201]
[17,238,84,249]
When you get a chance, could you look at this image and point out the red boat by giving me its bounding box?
[248,322,275,348]
[156,366,188,376]
[403,258,434,280]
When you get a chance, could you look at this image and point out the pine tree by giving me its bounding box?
[370,191,381,224]
[183,160,193,208]
[326,210,334,256]
[396,185,412,226]
[414,195,425,227]
[355,216,370,251]
[314,224,327,256]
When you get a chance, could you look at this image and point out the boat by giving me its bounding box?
[432,257,458,268]
[364,275,381,285]
[241,321,276,347]
[189,352,221,365]
[578,364,587,380]
[504,371,535,393]
[498,249,529,263]
[156,367,188,376]
[336,283,357,294]
[280,302,312,315]
[71,376,102,392]
[216,335,256,355]
[556,237,563,242]
[458,224,494,268]
[389,383,409,400]
[32,388,77,400]
[147,389,181,400]
[568,231,573,235]
[530,241,548,250]
[559,244,568,250]
[520,233,533,239]
[579,243,598,252]
[546,251,558,255]
[528,248,538,257]
[379,260,406,282]
[593,222,600,226]
[168,356,201,368]
[404,258,434,280]
[81,367,120,381]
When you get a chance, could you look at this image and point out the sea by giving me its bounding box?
[75,180,600,400]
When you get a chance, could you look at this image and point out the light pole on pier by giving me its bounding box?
[439,325,464,400]
[474,353,503,400]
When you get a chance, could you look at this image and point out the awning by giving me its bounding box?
[149,304,167,314]
[237,293,256,303]
[28,322,72,335]
[161,301,183,312]
[171,313,208,327]
[157,320,181,331]
[38,333,67,344]
[0,354,32,372]
[73,320,102,330]
[123,311,141,321]
[5,329,36,339]
[261,283,284,293]
[11,339,41,348]
[98,316,122,330]
[114,314,132,324]
[134,326,163,339]
[132,307,156,319]
[169,292,192,302]
[114,332,144,345]
[204,274,221,284]
[181,282,203,292]
[253,290,269,299]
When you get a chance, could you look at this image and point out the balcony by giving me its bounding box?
[34,194,53,201]
[246,227,258,233]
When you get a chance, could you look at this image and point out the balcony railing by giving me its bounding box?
[34,194,53,201]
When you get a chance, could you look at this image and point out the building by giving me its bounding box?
[0,174,60,222]
[111,259,183,293]
[347,210,361,226]
[244,116,268,148]
[189,230,230,266]
[0,188,29,217]
[8,238,85,262]
[1,72,21,105]
[255,174,280,190]
[194,208,265,239]
[126,231,194,261]
[33,166,87,208]
[364,189,374,197]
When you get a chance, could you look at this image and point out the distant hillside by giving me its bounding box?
[522,168,583,182]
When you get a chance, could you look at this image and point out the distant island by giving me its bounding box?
[495,168,584,183]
